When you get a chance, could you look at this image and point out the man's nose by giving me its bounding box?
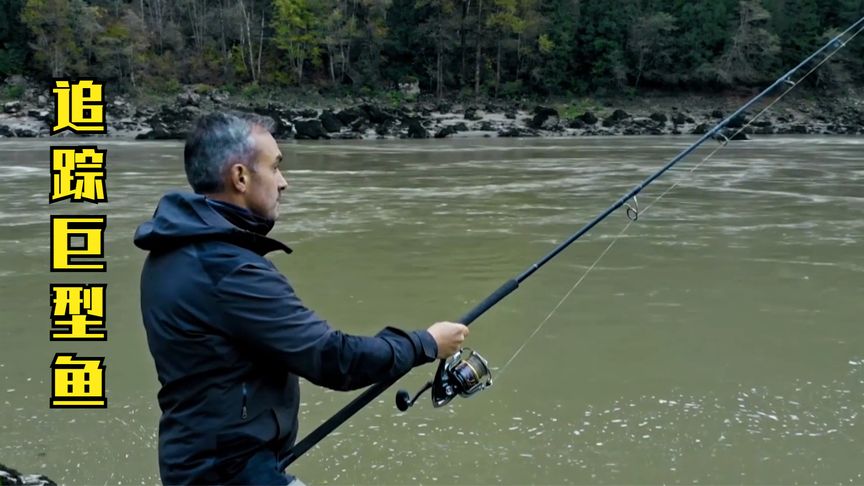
[278,172,288,190]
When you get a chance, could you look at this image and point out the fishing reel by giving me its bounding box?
[396,348,492,411]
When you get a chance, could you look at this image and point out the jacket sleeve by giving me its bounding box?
[215,262,438,391]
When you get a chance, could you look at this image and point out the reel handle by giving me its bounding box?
[395,380,433,411]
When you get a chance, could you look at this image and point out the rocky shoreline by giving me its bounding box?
[1,81,862,141]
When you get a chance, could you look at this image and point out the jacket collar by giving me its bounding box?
[205,198,293,255]
[133,192,293,256]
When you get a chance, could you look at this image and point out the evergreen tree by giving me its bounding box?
[0,0,29,80]
[534,0,579,94]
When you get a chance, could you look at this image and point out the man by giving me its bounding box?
[134,112,469,485]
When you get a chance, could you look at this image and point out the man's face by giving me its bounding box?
[243,128,287,220]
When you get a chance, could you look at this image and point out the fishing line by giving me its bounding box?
[496,22,864,381]
[280,17,864,469]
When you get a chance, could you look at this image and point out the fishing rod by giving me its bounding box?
[280,15,864,469]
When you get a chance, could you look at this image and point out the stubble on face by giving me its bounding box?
[246,128,285,220]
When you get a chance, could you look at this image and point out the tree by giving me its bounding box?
[533,0,579,93]
[628,12,677,88]
[382,0,427,87]
[673,0,735,86]
[767,0,820,68]
[1,0,862,96]
[89,8,149,87]
[811,0,864,87]
[183,0,208,54]
[0,0,29,80]
[239,0,267,83]
[272,0,319,85]
[487,0,526,97]
[472,0,483,96]
[457,0,469,87]
[413,0,459,97]
[351,0,391,87]
[319,0,358,84]
[572,0,637,92]
[22,0,96,77]
[718,0,780,85]
[144,0,169,53]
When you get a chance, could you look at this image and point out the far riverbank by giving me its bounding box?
[1,82,861,141]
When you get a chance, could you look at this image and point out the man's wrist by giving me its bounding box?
[414,330,438,364]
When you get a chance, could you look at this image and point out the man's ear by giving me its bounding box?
[228,163,249,193]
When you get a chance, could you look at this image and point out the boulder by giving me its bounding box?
[579,111,598,125]
[4,75,26,87]
[294,120,330,139]
[209,90,230,104]
[3,101,21,114]
[434,126,458,138]
[650,112,667,123]
[374,119,397,136]
[336,107,364,125]
[319,110,344,133]
[602,109,630,127]
[250,106,293,139]
[691,123,710,135]
[567,118,586,129]
[350,118,370,133]
[464,106,482,121]
[726,114,748,128]
[176,91,201,107]
[135,122,185,140]
[405,118,428,139]
[528,106,559,130]
[360,104,395,124]
[498,126,539,137]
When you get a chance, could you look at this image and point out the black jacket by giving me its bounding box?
[134,192,438,484]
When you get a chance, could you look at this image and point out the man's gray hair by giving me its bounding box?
[183,112,276,194]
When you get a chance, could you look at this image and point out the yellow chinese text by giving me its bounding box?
[51,79,106,134]
[50,215,107,272]
[50,353,107,408]
[50,146,107,203]
[50,284,107,340]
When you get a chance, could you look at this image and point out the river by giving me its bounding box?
[1,136,862,484]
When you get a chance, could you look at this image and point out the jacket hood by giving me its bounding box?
[133,192,292,255]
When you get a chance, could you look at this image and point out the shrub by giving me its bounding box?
[1,84,25,100]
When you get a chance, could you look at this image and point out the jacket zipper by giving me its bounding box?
[241,382,248,420]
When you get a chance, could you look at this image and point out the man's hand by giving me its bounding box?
[426,321,469,359]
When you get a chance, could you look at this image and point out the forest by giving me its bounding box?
[1,0,862,100]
